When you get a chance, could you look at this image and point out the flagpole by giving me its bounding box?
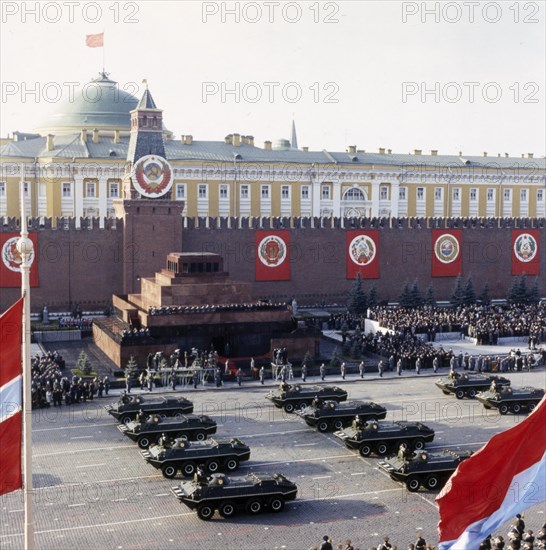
[17,163,35,550]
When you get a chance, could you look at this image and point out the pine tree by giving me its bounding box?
[329,349,342,371]
[508,276,527,304]
[450,275,465,307]
[527,278,540,304]
[463,276,476,305]
[368,285,378,308]
[479,282,491,305]
[399,281,412,308]
[425,284,436,307]
[410,279,423,307]
[347,273,368,314]
[125,355,139,380]
[350,338,362,359]
[302,351,313,369]
[518,275,528,303]
[76,350,92,376]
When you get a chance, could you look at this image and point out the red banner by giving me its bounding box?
[512,229,540,275]
[346,230,379,279]
[432,229,462,277]
[0,233,39,287]
[0,298,23,496]
[255,231,290,281]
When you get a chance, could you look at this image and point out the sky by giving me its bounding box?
[1,1,545,157]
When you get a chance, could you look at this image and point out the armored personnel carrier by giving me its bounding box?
[295,400,387,432]
[379,449,473,492]
[118,414,217,448]
[477,386,545,414]
[334,418,435,456]
[141,437,251,478]
[265,383,348,413]
[171,472,298,520]
[435,371,510,399]
[105,393,193,424]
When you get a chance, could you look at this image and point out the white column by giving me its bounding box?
[332,180,341,217]
[98,177,108,228]
[312,178,321,217]
[390,180,400,217]
[74,174,83,229]
[371,181,380,217]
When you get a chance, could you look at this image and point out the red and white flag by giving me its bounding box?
[437,395,546,549]
[0,232,39,287]
[0,298,23,496]
[255,230,290,281]
[512,229,540,275]
[346,230,379,279]
[86,33,104,48]
[432,229,462,277]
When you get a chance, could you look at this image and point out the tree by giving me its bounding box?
[527,278,540,304]
[125,355,139,380]
[518,275,528,303]
[329,349,342,371]
[450,275,465,307]
[425,284,436,307]
[347,273,367,314]
[302,351,313,369]
[463,276,476,305]
[508,276,527,304]
[368,285,378,309]
[350,338,362,359]
[399,281,412,308]
[478,282,491,305]
[76,350,92,376]
[410,279,423,308]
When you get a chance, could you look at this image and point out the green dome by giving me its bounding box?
[35,72,139,135]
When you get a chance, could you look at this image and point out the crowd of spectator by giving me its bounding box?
[147,301,287,316]
[58,317,94,331]
[120,327,151,343]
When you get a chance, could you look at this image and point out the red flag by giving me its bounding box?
[255,231,290,281]
[346,230,379,279]
[0,233,39,287]
[432,229,462,277]
[86,33,104,48]
[0,298,23,496]
[437,395,546,549]
[512,229,539,275]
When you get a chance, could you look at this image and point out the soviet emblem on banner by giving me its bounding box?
[434,234,460,264]
[514,233,538,263]
[349,235,376,266]
[2,236,35,272]
[133,155,173,198]
[258,235,287,267]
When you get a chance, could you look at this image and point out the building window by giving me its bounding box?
[520,189,528,201]
[470,188,478,201]
[399,187,407,200]
[504,189,512,201]
[416,187,424,200]
[452,188,460,201]
[261,185,270,199]
[487,188,495,201]
[538,189,544,202]
[176,184,186,199]
[219,184,228,199]
[0,182,5,197]
[322,185,330,200]
[23,182,30,196]
[344,187,365,201]
[198,184,207,199]
[301,185,309,200]
[85,182,96,197]
[62,183,71,197]
[380,186,388,200]
[108,182,119,198]
[240,185,249,199]
[281,185,290,200]
[434,187,443,201]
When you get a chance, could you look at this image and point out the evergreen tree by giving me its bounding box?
[410,279,423,307]
[302,351,313,370]
[463,276,476,305]
[508,276,527,304]
[350,338,362,359]
[478,282,491,305]
[76,350,92,376]
[347,273,368,314]
[425,284,436,307]
[399,281,412,308]
[368,285,378,308]
[125,355,139,380]
[329,349,342,371]
[527,278,540,304]
[518,275,528,303]
[450,275,465,307]
[342,338,351,357]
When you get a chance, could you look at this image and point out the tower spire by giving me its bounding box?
[290,118,298,150]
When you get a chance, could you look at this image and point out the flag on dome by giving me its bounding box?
[86,33,104,48]
[437,395,546,550]
[0,298,24,496]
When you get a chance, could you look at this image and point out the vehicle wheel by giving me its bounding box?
[455,389,465,400]
[283,402,295,413]
[512,403,522,414]
[359,443,372,457]
[425,475,440,490]
[412,438,425,451]
[528,402,537,411]
[333,419,344,430]
[467,388,477,398]
[317,420,330,433]
[406,476,421,492]
[268,496,285,512]
[367,416,378,422]
[120,415,132,425]
[225,457,239,472]
[499,404,509,415]
[245,498,263,514]
[174,410,184,419]
[376,441,389,456]
[160,414,167,419]
[137,436,151,449]
[296,401,307,411]
[182,461,197,477]
[194,431,206,441]
[205,459,220,474]
[197,504,215,520]
[219,501,236,518]
[161,464,178,479]
[176,433,189,441]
